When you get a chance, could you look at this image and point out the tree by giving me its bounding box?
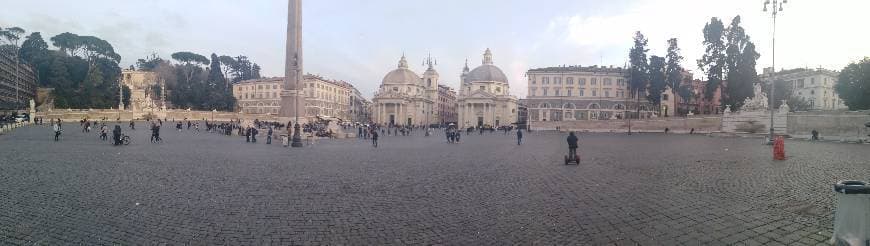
[628,31,649,99]
[665,38,684,114]
[835,58,870,110]
[171,51,209,66]
[698,17,726,104]
[647,56,667,107]
[252,63,261,79]
[0,26,25,47]
[122,85,131,109]
[722,16,759,110]
[207,53,225,86]
[218,55,237,85]
[19,32,49,65]
[136,53,165,71]
[49,32,83,56]
[172,51,209,86]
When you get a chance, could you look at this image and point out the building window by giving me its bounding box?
[604,78,612,85]
[543,77,549,84]
[480,86,485,91]
[428,78,432,87]
[798,79,805,88]
[578,89,584,97]
[530,78,535,84]
[555,89,560,96]
[567,77,574,85]
[543,88,548,96]
[555,77,561,84]
[604,91,610,97]
[811,77,815,84]
[578,78,586,85]
[530,88,537,96]
[810,90,814,95]
[567,90,572,97]
[592,90,597,97]
[663,94,669,100]
[591,78,597,85]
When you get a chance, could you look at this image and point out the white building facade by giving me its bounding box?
[760,68,846,110]
[457,49,518,128]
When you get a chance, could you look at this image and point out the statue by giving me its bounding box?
[740,83,769,112]
[778,100,790,113]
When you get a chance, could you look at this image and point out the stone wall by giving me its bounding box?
[35,109,278,123]
[529,116,721,133]
[786,110,870,141]
[721,110,787,135]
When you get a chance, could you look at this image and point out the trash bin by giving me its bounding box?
[281,134,289,147]
[831,180,870,245]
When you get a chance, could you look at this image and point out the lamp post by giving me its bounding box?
[764,0,786,143]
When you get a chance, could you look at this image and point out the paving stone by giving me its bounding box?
[0,125,860,244]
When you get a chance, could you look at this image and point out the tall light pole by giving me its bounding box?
[764,0,786,143]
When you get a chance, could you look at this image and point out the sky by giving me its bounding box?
[2,0,869,99]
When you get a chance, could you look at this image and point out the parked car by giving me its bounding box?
[14,114,29,123]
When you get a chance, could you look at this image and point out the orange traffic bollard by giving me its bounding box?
[773,136,786,160]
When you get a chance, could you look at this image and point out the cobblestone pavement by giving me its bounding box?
[1,123,868,245]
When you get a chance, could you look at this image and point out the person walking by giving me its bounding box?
[150,122,161,143]
[371,129,379,148]
[245,127,251,142]
[129,120,135,130]
[251,127,258,143]
[100,124,108,141]
[53,122,62,141]
[517,129,523,145]
[113,125,122,145]
[266,127,273,144]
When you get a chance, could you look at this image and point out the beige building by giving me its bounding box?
[349,87,370,123]
[120,69,164,111]
[233,75,363,120]
[760,67,846,110]
[457,49,518,128]
[1,52,37,110]
[303,74,352,120]
[371,55,439,126]
[233,77,283,114]
[437,84,457,124]
[524,65,664,123]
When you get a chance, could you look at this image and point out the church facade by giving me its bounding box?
[457,49,518,129]
[371,55,439,126]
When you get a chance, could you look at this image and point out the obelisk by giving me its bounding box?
[278,0,305,147]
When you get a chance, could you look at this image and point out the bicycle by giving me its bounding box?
[120,134,131,145]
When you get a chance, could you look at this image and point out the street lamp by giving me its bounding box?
[764,0,786,143]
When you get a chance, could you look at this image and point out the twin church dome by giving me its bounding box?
[380,48,508,86]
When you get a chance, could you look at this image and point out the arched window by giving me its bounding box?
[588,103,600,109]
[613,104,625,110]
[427,78,432,87]
[540,103,551,109]
[563,103,576,109]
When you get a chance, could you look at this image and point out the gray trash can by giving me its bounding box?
[831,180,870,245]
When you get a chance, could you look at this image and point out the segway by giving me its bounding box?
[564,151,580,165]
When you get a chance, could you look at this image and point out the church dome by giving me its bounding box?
[381,55,421,85]
[382,68,420,85]
[465,48,508,84]
[466,64,508,83]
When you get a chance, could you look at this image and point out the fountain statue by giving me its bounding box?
[740,83,769,112]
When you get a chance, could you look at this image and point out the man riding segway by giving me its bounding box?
[565,132,579,165]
